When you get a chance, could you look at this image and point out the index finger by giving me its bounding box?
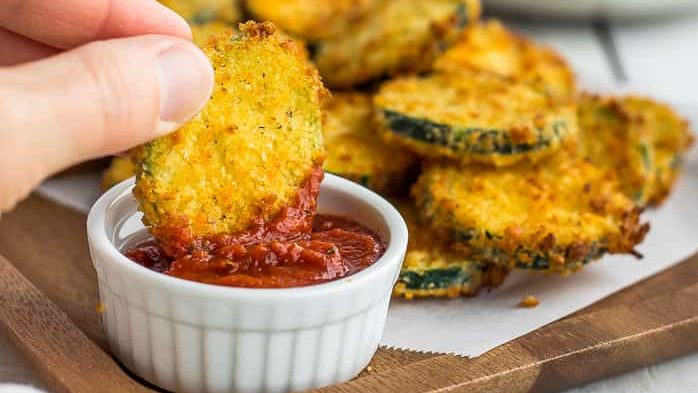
[0,0,192,49]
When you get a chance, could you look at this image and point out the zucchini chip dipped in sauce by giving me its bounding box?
[159,0,241,25]
[392,200,507,299]
[313,0,481,88]
[578,94,656,205]
[413,156,649,274]
[434,19,576,100]
[323,92,416,194]
[133,22,327,242]
[375,71,578,166]
[620,97,694,206]
[246,0,376,41]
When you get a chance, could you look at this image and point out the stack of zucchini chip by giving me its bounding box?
[101,1,691,300]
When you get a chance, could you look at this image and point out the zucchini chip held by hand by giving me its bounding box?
[413,156,649,274]
[133,22,327,240]
[313,0,481,88]
[375,71,578,166]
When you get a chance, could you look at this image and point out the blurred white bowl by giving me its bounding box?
[485,0,698,19]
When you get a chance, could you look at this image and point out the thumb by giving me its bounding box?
[0,35,213,211]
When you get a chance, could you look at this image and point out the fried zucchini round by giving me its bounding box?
[375,71,578,166]
[191,22,234,47]
[434,19,575,100]
[133,22,327,238]
[246,0,375,41]
[413,156,649,274]
[313,0,481,88]
[323,92,415,194]
[159,0,241,24]
[391,199,507,299]
[101,155,135,191]
[620,97,694,206]
[578,94,655,205]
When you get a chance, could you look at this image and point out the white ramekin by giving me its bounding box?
[87,174,407,393]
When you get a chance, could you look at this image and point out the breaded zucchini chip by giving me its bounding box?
[578,94,655,205]
[313,0,481,88]
[620,97,694,206]
[434,20,575,100]
[413,156,649,273]
[246,0,375,41]
[159,0,241,24]
[101,155,135,191]
[375,71,578,166]
[392,200,507,299]
[133,22,327,238]
[323,92,415,194]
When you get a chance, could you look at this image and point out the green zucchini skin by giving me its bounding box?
[398,265,479,291]
[382,109,570,156]
[394,262,508,299]
[374,71,578,166]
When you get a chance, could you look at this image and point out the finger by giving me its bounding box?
[0,0,192,50]
[0,28,58,65]
[0,34,213,212]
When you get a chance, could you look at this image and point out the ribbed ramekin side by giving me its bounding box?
[96,263,393,393]
[94,245,398,393]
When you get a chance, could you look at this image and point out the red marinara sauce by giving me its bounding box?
[125,169,386,288]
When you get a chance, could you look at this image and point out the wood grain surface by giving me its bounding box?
[0,254,151,393]
[0,194,696,393]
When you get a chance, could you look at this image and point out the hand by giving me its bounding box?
[0,0,214,212]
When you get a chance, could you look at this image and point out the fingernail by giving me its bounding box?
[155,45,214,135]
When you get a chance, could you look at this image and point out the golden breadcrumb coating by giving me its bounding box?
[434,19,575,100]
[133,22,327,238]
[413,155,649,273]
[620,96,694,206]
[323,92,415,194]
[101,155,135,191]
[391,199,507,299]
[314,0,480,88]
[375,71,578,166]
[246,0,375,40]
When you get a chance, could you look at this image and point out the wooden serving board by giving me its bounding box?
[0,194,696,393]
